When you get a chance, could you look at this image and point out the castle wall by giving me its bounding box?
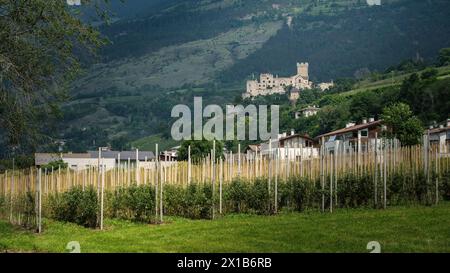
[297,62,309,80]
[244,62,313,98]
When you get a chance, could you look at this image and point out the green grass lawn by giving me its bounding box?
[1,203,449,253]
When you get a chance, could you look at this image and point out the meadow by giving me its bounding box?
[1,203,449,253]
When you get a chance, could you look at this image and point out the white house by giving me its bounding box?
[35,150,156,171]
[295,105,320,119]
[428,119,450,154]
[316,118,392,155]
[259,130,319,160]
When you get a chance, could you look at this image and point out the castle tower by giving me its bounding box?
[297,62,309,80]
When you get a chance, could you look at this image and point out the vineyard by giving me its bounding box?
[0,139,449,233]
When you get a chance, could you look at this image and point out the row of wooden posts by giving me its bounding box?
[1,138,449,232]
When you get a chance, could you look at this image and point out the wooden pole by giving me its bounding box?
[100,162,105,230]
[334,141,338,206]
[38,168,42,233]
[274,140,278,214]
[212,140,216,220]
[136,149,140,185]
[159,145,163,223]
[117,153,121,186]
[238,143,241,177]
[383,138,387,209]
[423,133,429,204]
[144,156,148,185]
[374,133,378,207]
[320,137,325,212]
[97,147,101,198]
[127,157,131,186]
[155,144,159,223]
[219,157,223,214]
[330,153,333,213]
[188,145,191,185]
[435,146,439,205]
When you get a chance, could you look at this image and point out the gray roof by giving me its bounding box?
[35,153,60,166]
[88,150,155,160]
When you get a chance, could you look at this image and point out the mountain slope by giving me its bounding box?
[220,0,450,82]
[59,0,450,151]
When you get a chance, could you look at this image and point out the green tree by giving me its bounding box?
[381,103,423,146]
[41,159,68,171]
[438,47,450,66]
[177,139,224,162]
[111,136,131,151]
[0,0,106,151]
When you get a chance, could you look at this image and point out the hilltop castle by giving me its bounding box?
[242,62,313,98]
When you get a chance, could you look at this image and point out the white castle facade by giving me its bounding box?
[243,62,313,98]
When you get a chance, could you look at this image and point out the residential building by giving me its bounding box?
[428,119,450,154]
[317,81,334,91]
[160,146,180,161]
[295,105,320,119]
[259,130,319,159]
[316,118,385,153]
[35,150,155,171]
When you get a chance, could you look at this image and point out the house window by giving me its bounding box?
[360,129,369,137]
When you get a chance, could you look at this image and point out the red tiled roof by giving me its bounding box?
[246,145,260,152]
[279,134,314,142]
[316,120,383,139]
[428,126,450,134]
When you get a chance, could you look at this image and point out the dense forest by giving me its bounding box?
[219,0,450,82]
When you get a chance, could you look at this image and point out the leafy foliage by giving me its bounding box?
[177,140,224,162]
[381,103,423,146]
[49,186,98,228]
[0,155,34,171]
[108,184,156,222]
[0,0,106,153]
[41,160,68,172]
[164,183,213,219]
[438,48,450,66]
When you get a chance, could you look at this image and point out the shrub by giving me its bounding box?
[440,170,450,201]
[337,174,373,208]
[0,194,6,218]
[247,178,270,214]
[224,179,251,213]
[411,172,430,204]
[165,183,212,219]
[109,184,156,222]
[281,177,319,212]
[15,191,36,229]
[49,186,98,228]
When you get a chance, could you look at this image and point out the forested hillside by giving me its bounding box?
[220,0,450,82]
[53,0,450,152]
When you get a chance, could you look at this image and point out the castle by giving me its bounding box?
[242,62,313,98]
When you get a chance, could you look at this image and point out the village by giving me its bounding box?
[34,117,450,171]
[34,62,450,170]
